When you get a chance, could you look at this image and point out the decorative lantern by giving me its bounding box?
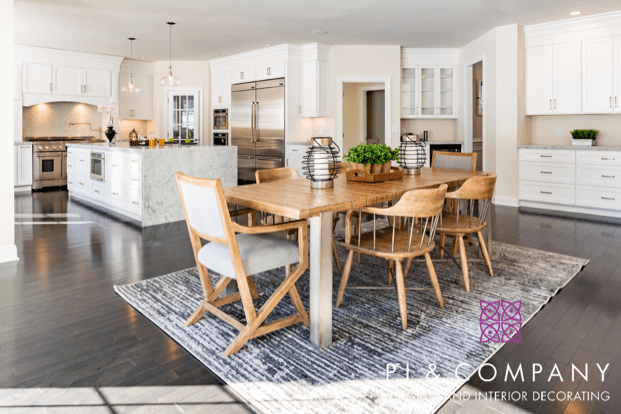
[399,134,426,175]
[303,137,340,189]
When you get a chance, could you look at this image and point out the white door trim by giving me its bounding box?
[462,55,485,170]
[163,86,204,144]
[337,76,391,151]
[359,84,386,145]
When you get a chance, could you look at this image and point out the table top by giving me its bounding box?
[224,167,485,219]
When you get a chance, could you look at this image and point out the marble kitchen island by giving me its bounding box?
[66,143,237,227]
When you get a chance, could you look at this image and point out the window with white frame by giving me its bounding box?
[166,89,200,143]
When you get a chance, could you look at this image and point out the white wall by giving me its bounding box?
[531,115,621,146]
[1,0,17,263]
[151,61,211,143]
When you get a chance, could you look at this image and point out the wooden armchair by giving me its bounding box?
[176,173,309,357]
[435,173,497,292]
[336,184,448,330]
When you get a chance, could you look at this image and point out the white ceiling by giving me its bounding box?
[14,0,621,61]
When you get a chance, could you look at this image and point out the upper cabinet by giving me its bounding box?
[53,65,83,95]
[211,72,231,108]
[83,68,111,97]
[23,63,52,94]
[401,67,418,117]
[300,60,329,118]
[524,12,621,116]
[24,63,112,98]
[232,67,256,84]
[525,43,581,115]
[256,62,285,80]
[118,74,152,120]
[401,64,457,119]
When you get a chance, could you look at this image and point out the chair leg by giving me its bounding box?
[451,236,459,257]
[466,233,475,246]
[336,250,354,308]
[185,300,208,327]
[457,235,470,292]
[424,253,444,308]
[288,285,310,327]
[403,257,413,279]
[285,264,291,277]
[477,230,494,277]
[438,233,446,259]
[247,276,260,300]
[394,260,408,330]
[332,239,342,272]
[387,260,393,285]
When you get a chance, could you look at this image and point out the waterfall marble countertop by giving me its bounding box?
[519,145,621,151]
[65,142,220,152]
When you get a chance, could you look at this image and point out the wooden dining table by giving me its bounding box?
[224,167,491,349]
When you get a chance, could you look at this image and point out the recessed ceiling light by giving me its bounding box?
[311,30,328,35]
[570,11,581,15]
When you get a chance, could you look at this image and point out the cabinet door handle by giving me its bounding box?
[611,97,613,108]
[549,99,552,110]
[602,175,615,178]
[602,158,615,161]
[616,96,618,108]
[540,155,552,158]
[219,96,222,104]
[132,159,139,163]
[554,99,556,109]
[299,105,301,114]
[267,67,271,76]
[602,196,615,200]
[132,201,139,205]
[286,158,289,166]
[540,191,552,194]
[132,178,139,181]
[540,171,552,174]
[49,82,53,92]
[240,71,244,79]
[415,107,418,115]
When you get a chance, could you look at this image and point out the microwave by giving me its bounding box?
[213,132,228,146]
[213,109,228,130]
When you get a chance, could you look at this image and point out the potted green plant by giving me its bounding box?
[570,129,598,147]
[343,143,401,173]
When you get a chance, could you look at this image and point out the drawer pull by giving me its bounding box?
[132,201,139,205]
[602,158,615,161]
[79,182,84,185]
[602,175,616,178]
[540,171,552,174]
[94,189,100,193]
[540,191,552,194]
[132,159,139,163]
[540,155,552,158]
[602,197,615,201]
[67,181,73,185]
[112,192,119,196]
[113,164,120,167]
[132,178,140,182]
[79,159,85,162]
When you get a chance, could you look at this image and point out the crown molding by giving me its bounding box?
[401,48,459,66]
[524,9,621,38]
[14,45,124,72]
[209,44,293,69]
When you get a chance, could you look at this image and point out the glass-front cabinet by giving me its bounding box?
[400,65,457,119]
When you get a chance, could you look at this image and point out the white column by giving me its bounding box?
[0,0,17,264]
[309,212,333,348]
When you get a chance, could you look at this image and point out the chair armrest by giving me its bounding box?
[231,219,307,235]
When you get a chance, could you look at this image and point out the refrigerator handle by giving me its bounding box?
[254,101,259,143]
[250,102,255,143]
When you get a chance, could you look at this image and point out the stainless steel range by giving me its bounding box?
[27,136,96,190]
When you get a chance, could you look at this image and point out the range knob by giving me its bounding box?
[38,146,43,150]
[45,146,49,150]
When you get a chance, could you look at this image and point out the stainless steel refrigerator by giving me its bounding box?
[231,78,285,184]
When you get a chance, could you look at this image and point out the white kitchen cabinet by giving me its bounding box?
[211,72,231,107]
[526,45,554,115]
[615,36,621,113]
[83,68,111,97]
[232,67,255,84]
[285,145,306,177]
[23,63,52,94]
[401,67,418,118]
[419,66,437,117]
[582,37,615,114]
[53,65,83,95]
[255,62,285,80]
[300,60,329,118]
[14,145,33,187]
[119,74,151,120]
[416,66,456,118]
[554,43,582,114]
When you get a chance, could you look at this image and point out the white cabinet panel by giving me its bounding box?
[74,150,90,177]
[130,168,142,192]
[520,181,575,205]
[255,62,285,80]
[67,173,76,191]
[108,152,128,180]
[74,175,92,196]
[211,72,231,107]
[576,165,621,188]
[83,68,111,97]
[129,189,142,216]
[107,178,129,210]
[576,151,621,166]
[23,63,52,94]
[438,66,456,118]
[582,37,614,114]
[232,68,255,84]
[131,75,151,119]
[401,67,418,118]
[519,149,575,164]
[525,45,554,115]
[53,66,82,95]
[129,153,143,170]
[554,43,582,114]
[15,145,33,186]
[92,182,106,200]
[520,161,575,185]
[576,185,621,210]
[300,61,329,118]
[615,36,621,113]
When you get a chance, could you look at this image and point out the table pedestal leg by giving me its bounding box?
[309,212,333,349]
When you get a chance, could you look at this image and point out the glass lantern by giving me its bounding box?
[303,137,340,189]
[399,134,427,175]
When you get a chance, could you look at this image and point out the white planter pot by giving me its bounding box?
[572,139,596,146]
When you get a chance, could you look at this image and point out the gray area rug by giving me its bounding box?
[115,232,588,414]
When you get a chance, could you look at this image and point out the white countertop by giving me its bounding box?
[519,144,621,151]
[66,142,223,152]
[15,142,34,146]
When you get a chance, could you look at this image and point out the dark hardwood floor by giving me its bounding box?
[2,189,620,413]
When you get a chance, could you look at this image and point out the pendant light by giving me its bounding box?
[160,22,181,86]
[122,38,140,93]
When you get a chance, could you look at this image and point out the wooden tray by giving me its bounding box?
[345,167,404,183]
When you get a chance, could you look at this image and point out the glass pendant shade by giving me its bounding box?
[122,38,140,93]
[161,22,181,86]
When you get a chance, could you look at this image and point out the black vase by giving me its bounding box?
[104,126,117,143]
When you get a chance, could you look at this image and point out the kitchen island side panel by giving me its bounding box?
[142,146,237,227]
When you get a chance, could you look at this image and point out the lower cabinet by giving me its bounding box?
[519,148,621,216]
[14,144,33,190]
[285,146,306,177]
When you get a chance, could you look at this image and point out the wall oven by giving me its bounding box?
[90,151,105,181]
[213,108,228,130]
[213,132,228,146]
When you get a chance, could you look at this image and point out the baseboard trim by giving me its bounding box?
[14,185,32,194]
[0,244,19,264]
[493,195,519,207]
[519,201,621,221]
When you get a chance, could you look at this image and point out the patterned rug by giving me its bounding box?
[115,235,588,414]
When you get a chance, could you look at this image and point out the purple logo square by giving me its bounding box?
[479,300,522,343]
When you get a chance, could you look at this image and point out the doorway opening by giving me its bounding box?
[464,59,484,171]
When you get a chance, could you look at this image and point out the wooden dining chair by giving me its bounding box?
[176,172,309,357]
[435,173,497,293]
[256,167,342,272]
[336,184,448,330]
